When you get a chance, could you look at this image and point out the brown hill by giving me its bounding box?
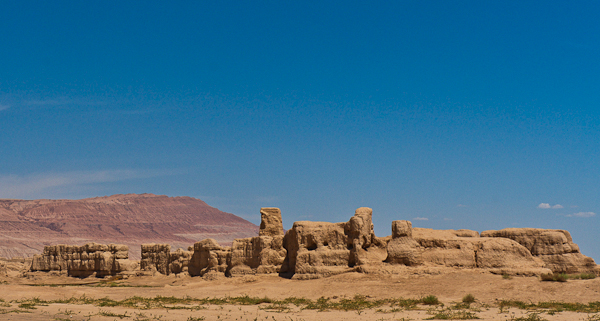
[0,193,258,259]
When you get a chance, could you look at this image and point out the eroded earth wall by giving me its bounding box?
[31,243,137,277]
[29,207,599,279]
[481,228,597,273]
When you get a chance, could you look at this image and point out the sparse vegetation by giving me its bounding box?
[503,274,512,279]
[25,282,157,288]
[540,273,567,282]
[18,302,37,309]
[462,294,475,304]
[567,273,596,280]
[6,293,443,315]
[98,309,129,318]
[421,295,440,305]
[510,313,547,321]
[426,310,479,319]
[5,292,600,320]
[499,300,600,314]
[95,281,155,287]
[0,308,32,314]
[499,300,530,311]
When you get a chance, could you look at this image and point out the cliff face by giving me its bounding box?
[0,194,258,259]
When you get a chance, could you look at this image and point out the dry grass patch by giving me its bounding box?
[540,273,567,282]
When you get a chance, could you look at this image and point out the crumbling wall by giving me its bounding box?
[385,220,422,266]
[408,227,550,275]
[228,208,287,276]
[30,243,136,277]
[28,207,599,279]
[280,207,388,279]
[140,243,171,275]
[349,207,388,267]
[141,241,230,277]
[281,221,350,278]
[188,239,230,277]
[481,228,597,273]
[169,248,193,275]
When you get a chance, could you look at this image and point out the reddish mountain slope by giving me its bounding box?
[0,194,258,259]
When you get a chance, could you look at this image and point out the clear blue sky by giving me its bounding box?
[1,1,599,260]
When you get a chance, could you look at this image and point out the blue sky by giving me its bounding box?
[1,1,599,260]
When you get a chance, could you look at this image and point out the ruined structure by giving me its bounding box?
[30,243,137,277]
[229,207,287,276]
[29,207,599,279]
[481,228,597,273]
[278,207,390,279]
[139,208,286,277]
[189,238,230,276]
[410,227,545,275]
[140,243,171,275]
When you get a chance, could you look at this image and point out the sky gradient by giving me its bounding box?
[1,2,599,260]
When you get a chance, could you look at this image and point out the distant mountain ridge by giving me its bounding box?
[0,193,259,259]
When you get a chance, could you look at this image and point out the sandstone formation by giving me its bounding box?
[0,194,259,259]
[27,206,598,279]
[30,243,137,277]
[481,228,597,273]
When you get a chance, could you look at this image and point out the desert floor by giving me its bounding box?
[2,269,600,320]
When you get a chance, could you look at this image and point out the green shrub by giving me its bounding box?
[540,273,567,282]
[511,313,547,321]
[426,311,479,320]
[462,294,476,304]
[568,273,596,280]
[421,295,440,305]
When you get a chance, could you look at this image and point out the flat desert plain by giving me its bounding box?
[2,269,600,320]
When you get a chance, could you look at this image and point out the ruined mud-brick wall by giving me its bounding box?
[228,208,287,276]
[1,257,33,277]
[30,243,137,277]
[279,209,596,278]
[481,228,597,273]
[188,239,230,276]
[140,244,172,275]
[31,207,599,279]
[279,207,390,279]
[385,221,547,275]
[141,208,286,277]
[169,248,193,274]
[140,239,230,276]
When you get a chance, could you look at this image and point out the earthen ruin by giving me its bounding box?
[29,207,598,279]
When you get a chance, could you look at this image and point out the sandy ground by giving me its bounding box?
[2,269,600,320]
